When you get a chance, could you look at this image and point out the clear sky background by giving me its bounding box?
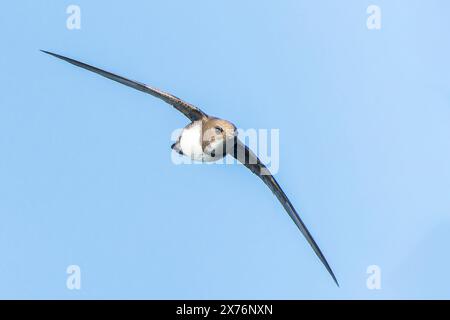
[1,0,450,299]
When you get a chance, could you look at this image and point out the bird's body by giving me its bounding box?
[41,50,339,286]
[176,120,205,161]
[175,118,237,162]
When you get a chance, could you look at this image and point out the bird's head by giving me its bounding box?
[204,118,237,142]
[202,118,237,157]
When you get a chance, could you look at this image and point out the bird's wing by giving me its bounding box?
[229,138,339,286]
[41,50,208,122]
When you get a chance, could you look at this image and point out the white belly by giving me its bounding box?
[179,121,204,161]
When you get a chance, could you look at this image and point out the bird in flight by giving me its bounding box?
[41,50,339,286]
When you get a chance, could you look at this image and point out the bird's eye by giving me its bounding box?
[215,127,224,134]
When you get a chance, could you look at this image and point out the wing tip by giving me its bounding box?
[322,259,340,287]
[40,49,64,59]
[331,272,340,288]
[40,49,53,55]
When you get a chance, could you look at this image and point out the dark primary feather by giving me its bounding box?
[40,50,207,122]
[230,138,339,287]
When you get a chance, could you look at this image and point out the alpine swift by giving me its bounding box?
[41,50,339,286]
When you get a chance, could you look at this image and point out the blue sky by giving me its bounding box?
[1,0,450,299]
